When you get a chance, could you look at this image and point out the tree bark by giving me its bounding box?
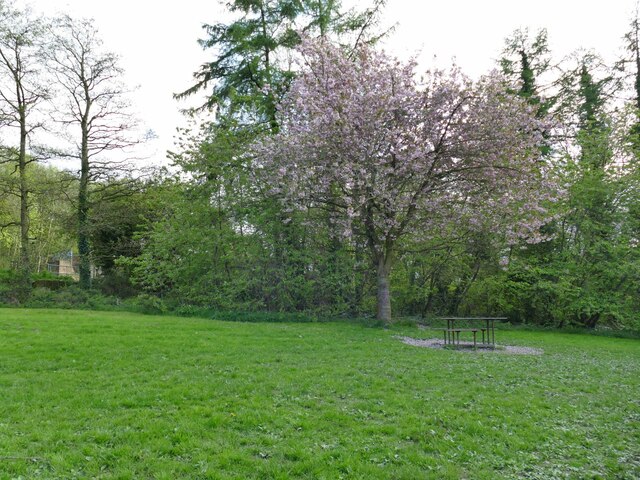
[18,120,31,296]
[77,195,90,288]
[78,119,91,289]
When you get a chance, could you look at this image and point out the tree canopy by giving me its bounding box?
[254,39,560,321]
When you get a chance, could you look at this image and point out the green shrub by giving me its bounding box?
[32,278,75,290]
[0,283,20,305]
[0,270,21,305]
[93,270,138,298]
[124,294,169,315]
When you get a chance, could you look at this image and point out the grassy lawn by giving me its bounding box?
[0,309,638,479]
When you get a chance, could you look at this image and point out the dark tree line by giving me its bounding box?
[126,4,640,328]
[2,0,640,330]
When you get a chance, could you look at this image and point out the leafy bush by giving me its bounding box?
[0,270,21,305]
[93,270,138,298]
[32,278,75,290]
[124,293,169,315]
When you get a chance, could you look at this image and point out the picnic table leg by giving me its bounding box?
[473,330,477,349]
[443,329,447,345]
[486,319,489,345]
[491,319,495,346]
[481,329,485,345]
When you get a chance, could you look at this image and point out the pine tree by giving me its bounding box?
[175,0,387,131]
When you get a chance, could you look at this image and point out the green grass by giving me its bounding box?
[0,309,638,479]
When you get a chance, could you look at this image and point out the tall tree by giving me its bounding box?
[171,1,389,312]
[576,58,612,166]
[494,53,638,329]
[623,5,640,110]
[44,15,138,289]
[556,52,615,162]
[563,59,617,327]
[0,2,50,294]
[619,4,640,157]
[255,39,559,322]
[300,0,387,47]
[500,28,554,117]
[176,0,300,130]
[176,0,387,130]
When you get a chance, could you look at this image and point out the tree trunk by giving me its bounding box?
[376,254,393,323]
[78,121,91,289]
[78,201,90,288]
[18,121,31,298]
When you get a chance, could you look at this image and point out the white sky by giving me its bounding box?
[16,0,636,167]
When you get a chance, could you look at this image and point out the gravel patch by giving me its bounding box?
[396,336,544,355]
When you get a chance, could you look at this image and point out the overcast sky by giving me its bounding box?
[15,0,636,166]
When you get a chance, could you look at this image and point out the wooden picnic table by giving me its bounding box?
[436,317,507,348]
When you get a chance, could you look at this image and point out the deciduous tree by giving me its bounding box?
[0,2,50,294]
[255,39,559,322]
[44,15,138,288]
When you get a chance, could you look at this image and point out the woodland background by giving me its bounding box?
[1,0,640,330]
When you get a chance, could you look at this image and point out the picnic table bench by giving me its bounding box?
[436,317,507,348]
